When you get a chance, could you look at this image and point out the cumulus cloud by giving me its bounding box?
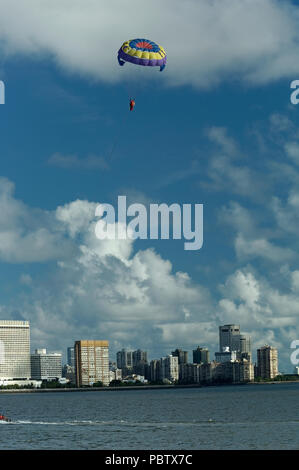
[202,127,267,201]
[20,237,213,358]
[0,0,299,87]
[271,191,299,236]
[0,174,298,368]
[0,177,76,262]
[284,142,299,166]
[235,234,296,263]
[218,202,257,235]
[218,270,292,326]
[217,268,299,367]
[205,127,239,157]
[0,177,213,358]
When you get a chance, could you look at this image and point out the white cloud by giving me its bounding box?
[284,142,299,165]
[235,233,295,263]
[270,114,294,133]
[205,127,239,157]
[271,191,299,236]
[218,269,299,329]
[217,267,299,370]
[0,177,213,357]
[218,202,257,235]
[0,177,76,262]
[202,127,267,200]
[0,174,298,368]
[20,240,213,357]
[0,0,299,87]
[158,322,218,350]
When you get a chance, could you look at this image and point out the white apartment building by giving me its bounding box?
[160,355,179,383]
[31,349,62,380]
[0,320,31,380]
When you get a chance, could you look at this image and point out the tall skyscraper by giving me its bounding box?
[75,340,109,386]
[219,325,241,351]
[116,349,133,370]
[193,347,210,364]
[238,334,251,361]
[149,359,160,382]
[219,325,251,360]
[67,347,75,368]
[0,320,31,380]
[31,349,62,380]
[171,348,188,365]
[257,345,278,379]
[132,349,147,366]
[160,355,179,383]
[132,349,148,376]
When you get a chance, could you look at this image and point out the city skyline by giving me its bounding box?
[0,318,283,375]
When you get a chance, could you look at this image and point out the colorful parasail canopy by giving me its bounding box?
[118,38,166,72]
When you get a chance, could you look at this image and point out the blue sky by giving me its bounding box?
[1,0,299,371]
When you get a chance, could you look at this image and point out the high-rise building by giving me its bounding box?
[193,347,210,364]
[67,347,75,368]
[219,324,241,351]
[132,349,148,375]
[238,334,251,361]
[237,359,254,383]
[180,363,201,383]
[218,325,251,360]
[171,348,188,365]
[199,361,217,383]
[160,355,179,383]
[116,349,133,371]
[132,349,147,366]
[256,345,278,379]
[149,359,160,382]
[0,320,31,380]
[215,348,237,363]
[31,349,62,380]
[75,340,109,386]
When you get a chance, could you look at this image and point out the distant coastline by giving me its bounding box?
[0,380,298,394]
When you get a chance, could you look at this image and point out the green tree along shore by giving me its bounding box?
[0,375,299,390]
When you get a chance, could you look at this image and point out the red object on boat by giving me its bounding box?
[0,414,10,422]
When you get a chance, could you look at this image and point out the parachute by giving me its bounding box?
[118,38,167,72]
[107,38,166,158]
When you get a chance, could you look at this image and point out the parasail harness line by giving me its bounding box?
[107,102,134,160]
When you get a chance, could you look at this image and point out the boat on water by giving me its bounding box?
[0,415,11,422]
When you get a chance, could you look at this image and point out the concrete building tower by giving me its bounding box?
[0,320,31,380]
[193,347,210,364]
[219,324,241,352]
[75,340,109,386]
[256,345,278,379]
[171,348,188,365]
[31,349,62,381]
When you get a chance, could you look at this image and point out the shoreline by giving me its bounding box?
[0,380,298,394]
